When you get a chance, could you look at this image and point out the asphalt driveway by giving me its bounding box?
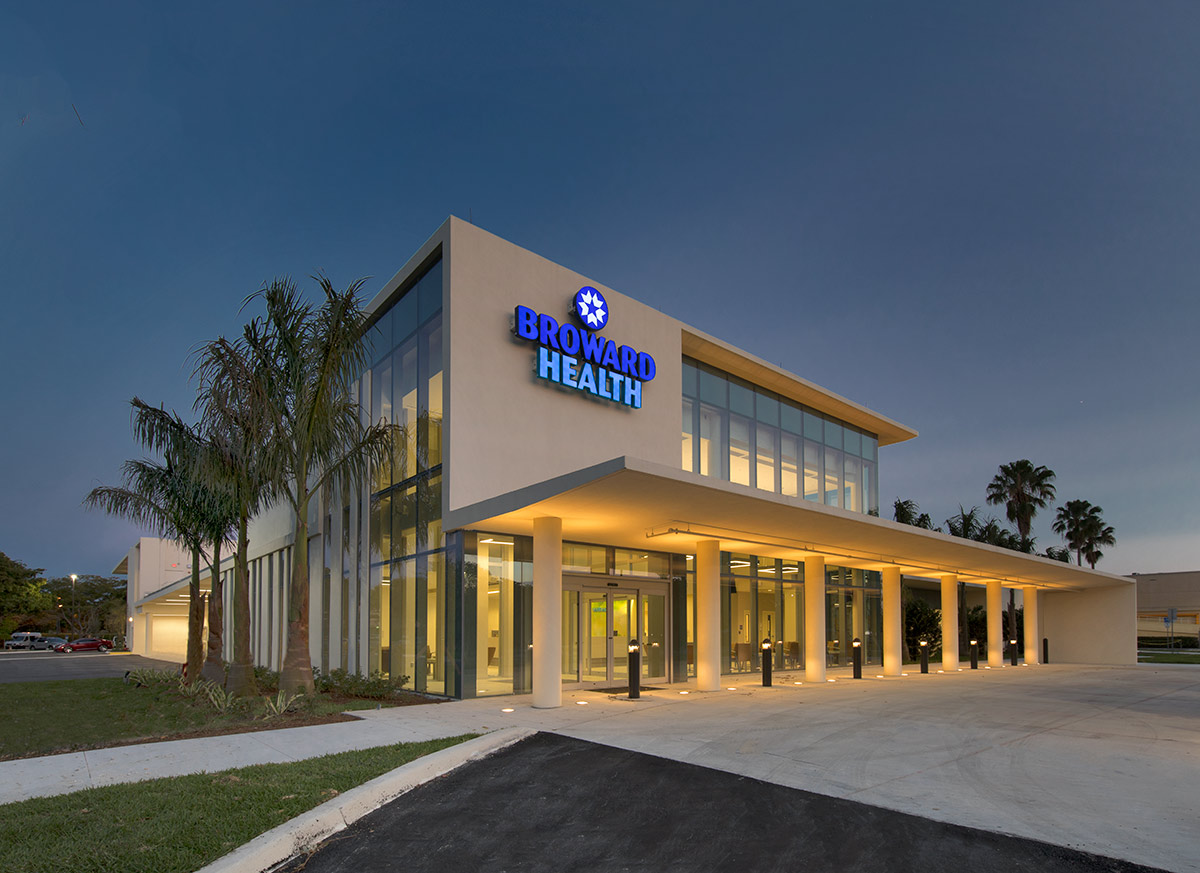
[0,650,179,683]
[278,732,1167,873]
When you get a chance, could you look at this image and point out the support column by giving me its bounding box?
[986,580,1003,667]
[532,517,562,708]
[940,575,959,671]
[804,555,826,682]
[882,567,902,676]
[1023,586,1040,665]
[695,540,721,691]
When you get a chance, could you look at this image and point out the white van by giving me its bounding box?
[3,632,43,650]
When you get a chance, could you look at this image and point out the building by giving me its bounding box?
[1132,570,1200,645]
[122,218,1136,702]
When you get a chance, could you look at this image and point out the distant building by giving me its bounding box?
[1131,570,1200,644]
[116,218,1137,700]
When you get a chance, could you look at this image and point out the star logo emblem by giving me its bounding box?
[573,286,608,330]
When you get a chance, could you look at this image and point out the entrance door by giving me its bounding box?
[580,590,636,684]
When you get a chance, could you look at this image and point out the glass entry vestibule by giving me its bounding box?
[562,578,669,686]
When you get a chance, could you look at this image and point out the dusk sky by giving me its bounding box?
[2,3,1196,579]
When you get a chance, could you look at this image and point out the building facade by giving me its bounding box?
[125,218,1137,701]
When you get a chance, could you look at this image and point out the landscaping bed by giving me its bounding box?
[0,668,437,761]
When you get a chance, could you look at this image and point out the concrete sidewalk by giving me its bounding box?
[3,664,1198,873]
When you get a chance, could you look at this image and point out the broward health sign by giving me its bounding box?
[513,286,656,409]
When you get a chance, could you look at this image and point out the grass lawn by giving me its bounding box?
[0,734,475,873]
[1138,651,1200,664]
[0,677,429,760]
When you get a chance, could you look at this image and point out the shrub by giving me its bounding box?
[261,690,303,718]
[312,667,410,699]
[253,666,280,692]
[125,667,178,688]
[206,684,240,714]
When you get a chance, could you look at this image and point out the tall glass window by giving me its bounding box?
[682,357,879,514]
[327,255,445,690]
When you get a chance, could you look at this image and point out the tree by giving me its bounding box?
[43,575,125,638]
[985,460,1057,550]
[1043,546,1071,563]
[194,337,274,692]
[85,402,229,682]
[893,498,940,531]
[1052,499,1115,568]
[1082,520,1116,569]
[0,552,46,617]
[239,276,394,695]
[986,460,1056,648]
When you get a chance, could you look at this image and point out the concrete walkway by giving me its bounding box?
[3,663,1198,873]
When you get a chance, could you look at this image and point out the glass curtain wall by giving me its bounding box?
[825,566,883,668]
[681,358,879,514]
[714,554,805,673]
[312,256,445,692]
[455,537,686,697]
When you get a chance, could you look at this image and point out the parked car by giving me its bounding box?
[32,636,68,651]
[3,632,43,650]
[54,637,115,654]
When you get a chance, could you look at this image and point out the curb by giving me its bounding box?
[194,727,535,873]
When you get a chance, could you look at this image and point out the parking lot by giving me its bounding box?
[0,650,179,683]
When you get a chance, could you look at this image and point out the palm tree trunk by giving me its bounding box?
[280,498,316,695]
[186,547,205,683]
[201,539,225,684]
[228,508,255,695]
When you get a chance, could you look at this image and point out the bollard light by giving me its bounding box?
[852,637,862,679]
[918,639,929,674]
[1042,637,1049,665]
[761,637,773,687]
[1009,639,1018,667]
[969,638,979,670]
[628,639,641,699]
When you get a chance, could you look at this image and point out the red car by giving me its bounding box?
[55,638,115,654]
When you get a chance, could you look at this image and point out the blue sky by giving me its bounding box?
[2,2,1196,578]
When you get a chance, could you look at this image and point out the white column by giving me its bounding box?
[987,580,1003,667]
[805,555,826,682]
[532,516,562,708]
[940,575,959,671]
[695,540,721,691]
[882,567,902,676]
[1023,586,1040,665]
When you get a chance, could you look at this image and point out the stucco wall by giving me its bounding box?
[444,218,682,513]
[1042,584,1137,665]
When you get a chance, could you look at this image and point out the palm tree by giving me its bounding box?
[893,498,940,531]
[986,460,1057,549]
[1043,546,1070,563]
[1082,518,1116,569]
[1052,499,1114,568]
[84,405,226,682]
[193,335,276,693]
[986,460,1056,652]
[893,498,919,526]
[944,506,982,648]
[241,276,394,695]
[944,505,981,539]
